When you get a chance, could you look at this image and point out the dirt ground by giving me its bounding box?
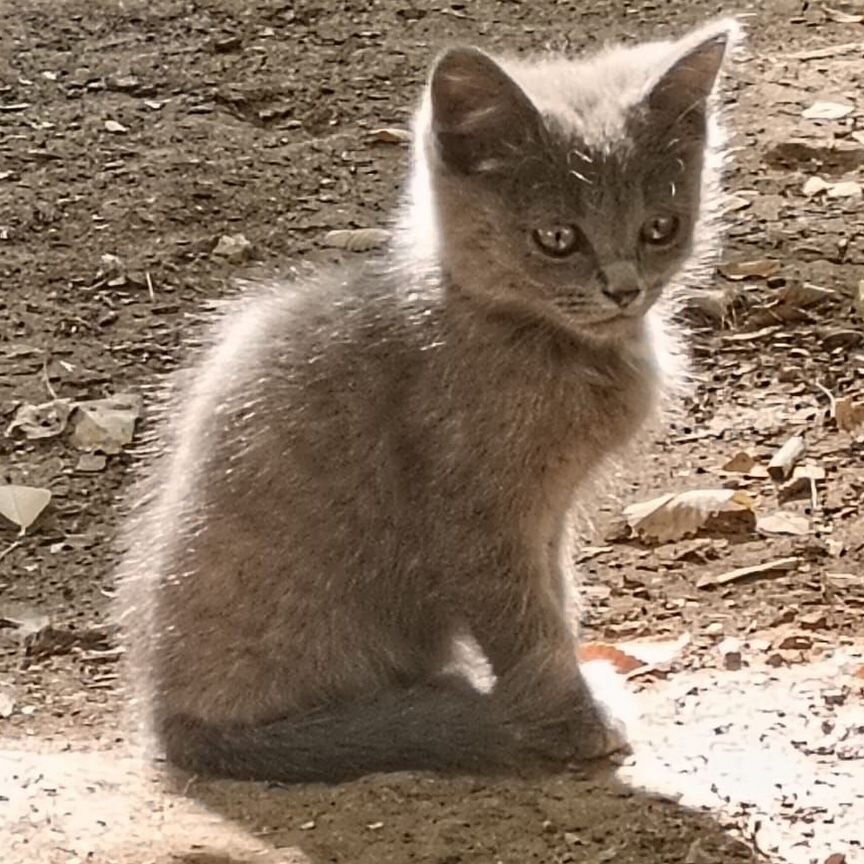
[1,0,863,862]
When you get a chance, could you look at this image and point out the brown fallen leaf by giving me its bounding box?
[834,397,864,432]
[0,485,51,533]
[719,259,782,281]
[799,610,828,630]
[765,138,864,172]
[768,435,806,481]
[824,6,864,23]
[617,633,691,667]
[76,453,108,473]
[802,100,854,120]
[697,557,800,589]
[23,624,113,664]
[717,637,743,671]
[578,642,644,675]
[212,233,253,263]
[70,393,142,454]
[802,176,864,198]
[322,228,391,252]
[756,511,810,537]
[0,688,14,719]
[824,854,847,864]
[368,127,411,144]
[623,489,755,544]
[853,666,864,681]
[720,451,769,478]
[775,282,836,309]
[5,398,72,439]
[721,451,755,473]
[779,464,825,505]
[579,634,690,679]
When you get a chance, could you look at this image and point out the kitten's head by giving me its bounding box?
[416,19,739,339]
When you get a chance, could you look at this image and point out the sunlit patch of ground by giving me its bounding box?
[3,645,860,864]
[620,644,864,863]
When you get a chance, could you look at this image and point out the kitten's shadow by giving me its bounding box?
[168,761,758,864]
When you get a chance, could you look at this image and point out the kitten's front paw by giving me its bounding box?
[572,658,637,761]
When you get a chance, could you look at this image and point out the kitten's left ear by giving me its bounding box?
[646,19,740,124]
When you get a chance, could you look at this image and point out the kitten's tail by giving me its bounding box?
[158,681,524,783]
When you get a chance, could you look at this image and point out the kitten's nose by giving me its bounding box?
[599,264,642,308]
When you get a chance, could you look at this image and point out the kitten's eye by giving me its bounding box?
[640,215,680,247]
[532,225,582,258]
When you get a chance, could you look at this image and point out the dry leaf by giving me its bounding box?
[697,557,800,589]
[792,43,862,60]
[721,451,755,473]
[720,451,768,477]
[578,642,644,675]
[70,393,141,454]
[719,259,782,281]
[322,228,391,252]
[5,398,72,439]
[0,484,51,532]
[766,138,864,171]
[104,119,128,133]
[824,7,864,23]
[0,689,14,719]
[579,635,690,678]
[835,396,864,431]
[623,489,755,544]
[802,100,854,120]
[76,453,108,472]
[212,233,253,263]
[369,127,411,144]
[828,180,863,198]
[793,464,826,482]
[757,511,810,537]
[803,176,862,198]
[617,633,691,668]
[776,282,836,309]
[803,176,831,197]
[768,435,806,481]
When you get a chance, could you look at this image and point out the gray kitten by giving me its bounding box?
[118,18,738,783]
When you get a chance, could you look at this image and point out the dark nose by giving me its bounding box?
[599,263,642,308]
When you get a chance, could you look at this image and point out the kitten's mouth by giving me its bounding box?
[579,311,645,337]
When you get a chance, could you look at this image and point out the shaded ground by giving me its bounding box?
[1,1,863,862]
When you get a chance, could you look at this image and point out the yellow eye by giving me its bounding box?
[532,225,582,258]
[640,215,680,246]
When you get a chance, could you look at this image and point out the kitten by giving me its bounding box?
[117,18,738,783]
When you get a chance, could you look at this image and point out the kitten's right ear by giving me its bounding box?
[429,47,542,175]
[645,19,741,128]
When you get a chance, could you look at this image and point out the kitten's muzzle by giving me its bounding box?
[598,262,643,310]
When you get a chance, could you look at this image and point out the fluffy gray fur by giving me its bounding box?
[117,18,740,783]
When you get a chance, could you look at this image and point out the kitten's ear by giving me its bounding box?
[429,47,543,175]
[646,21,738,124]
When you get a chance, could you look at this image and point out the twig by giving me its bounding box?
[41,355,58,400]
[0,540,22,564]
[814,380,836,415]
[145,269,155,302]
